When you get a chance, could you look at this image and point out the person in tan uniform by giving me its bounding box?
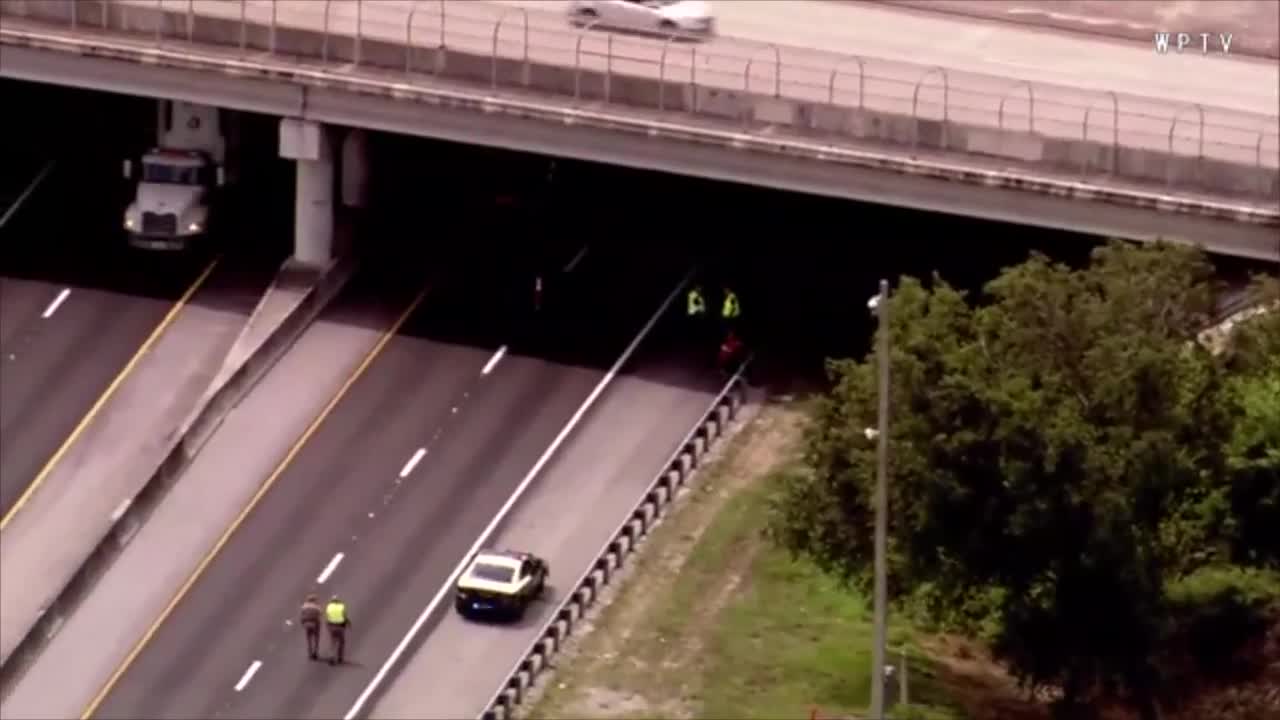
[299,594,323,660]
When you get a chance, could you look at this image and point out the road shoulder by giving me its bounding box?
[522,397,1046,720]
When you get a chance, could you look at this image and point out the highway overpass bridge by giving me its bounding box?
[1,0,1277,263]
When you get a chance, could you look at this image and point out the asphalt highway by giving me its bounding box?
[0,156,209,517]
[369,309,726,719]
[89,239,691,720]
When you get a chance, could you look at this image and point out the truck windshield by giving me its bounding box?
[141,162,203,186]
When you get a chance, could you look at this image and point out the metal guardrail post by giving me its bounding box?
[154,0,163,47]
[1081,90,1119,175]
[270,0,278,55]
[572,22,600,100]
[1167,103,1206,188]
[604,31,614,103]
[827,56,865,109]
[437,0,446,50]
[998,80,1035,133]
[744,43,782,97]
[186,0,195,43]
[490,7,530,89]
[355,0,363,66]
[1254,126,1279,199]
[434,0,448,75]
[408,0,450,75]
[658,33,693,112]
[238,0,247,57]
[405,2,418,73]
[1168,103,1206,158]
[322,0,333,62]
[911,66,950,150]
[70,0,78,31]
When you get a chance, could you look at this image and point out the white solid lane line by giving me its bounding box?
[41,288,71,319]
[343,267,695,720]
[233,660,263,692]
[563,245,589,273]
[481,345,507,376]
[399,448,427,478]
[0,160,55,229]
[317,552,345,584]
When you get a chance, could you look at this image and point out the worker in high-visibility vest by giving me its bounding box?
[325,594,351,665]
[721,287,741,322]
[687,286,707,319]
[721,286,742,340]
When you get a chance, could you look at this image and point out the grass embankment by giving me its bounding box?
[526,400,1032,720]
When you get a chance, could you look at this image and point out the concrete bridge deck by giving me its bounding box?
[1,0,1276,260]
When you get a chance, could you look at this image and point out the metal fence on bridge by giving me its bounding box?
[6,0,1279,205]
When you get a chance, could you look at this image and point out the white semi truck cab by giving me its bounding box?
[123,101,233,250]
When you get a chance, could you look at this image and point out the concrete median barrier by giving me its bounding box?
[0,256,355,695]
[480,363,755,720]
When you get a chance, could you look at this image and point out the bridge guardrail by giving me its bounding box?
[5,0,1279,206]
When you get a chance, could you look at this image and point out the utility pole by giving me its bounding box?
[868,279,890,720]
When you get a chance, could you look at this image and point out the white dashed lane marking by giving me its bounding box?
[42,288,71,319]
[399,448,427,478]
[233,660,263,692]
[316,552,345,584]
[481,345,507,376]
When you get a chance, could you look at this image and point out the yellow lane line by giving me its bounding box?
[1,257,222,531]
[80,284,430,720]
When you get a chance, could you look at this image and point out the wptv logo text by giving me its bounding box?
[1154,32,1235,55]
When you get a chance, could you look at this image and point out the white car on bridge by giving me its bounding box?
[568,0,716,39]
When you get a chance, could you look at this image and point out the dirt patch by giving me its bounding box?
[861,0,1279,59]
[917,635,1049,720]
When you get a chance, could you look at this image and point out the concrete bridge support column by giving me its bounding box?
[279,118,334,267]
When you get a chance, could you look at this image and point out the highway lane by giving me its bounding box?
[0,257,425,720]
[88,240,691,720]
[368,312,726,719]
[135,0,1279,166]
[0,156,210,517]
[0,278,56,348]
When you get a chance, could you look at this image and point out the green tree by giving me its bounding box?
[1212,275,1280,375]
[771,242,1257,718]
[1202,274,1280,567]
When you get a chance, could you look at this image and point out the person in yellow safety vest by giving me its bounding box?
[687,286,707,318]
[325,594,350,665]
[721,287,741,327]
